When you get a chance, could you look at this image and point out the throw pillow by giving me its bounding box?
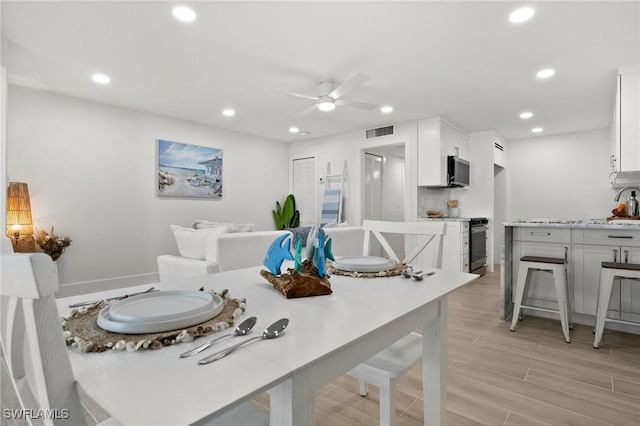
[170,224,229,260]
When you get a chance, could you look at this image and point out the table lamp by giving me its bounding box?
[6,182,35,252]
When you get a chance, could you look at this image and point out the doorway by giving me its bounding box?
[362,144,406,257]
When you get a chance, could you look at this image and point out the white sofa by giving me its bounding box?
[157,223,364,283]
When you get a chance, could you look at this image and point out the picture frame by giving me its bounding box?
[157,139,223,198]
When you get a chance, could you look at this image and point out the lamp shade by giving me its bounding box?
[6,182,34,238]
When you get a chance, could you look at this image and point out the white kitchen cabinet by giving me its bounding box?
[512,227,571,311]
[417,117,469,186]
[611,65,640,173]
[572,229,640,322]
[410,220,469,272]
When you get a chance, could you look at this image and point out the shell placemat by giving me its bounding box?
[62,288,245,353]
[326,262,408,278]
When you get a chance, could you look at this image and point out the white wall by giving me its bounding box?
[7,86,288,292]
[506,128,614,220]
[288,120,418,226]
[494,164,507,265]
[1,66,6,239]
[457,131,498,271]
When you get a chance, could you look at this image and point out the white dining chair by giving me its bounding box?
[0,238,268,426]
[347,220,447,426]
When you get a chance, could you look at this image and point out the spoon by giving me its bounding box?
[413,271,435,281]
[198,318,289,365]
[402,269,421,278]
[180,316,257,358]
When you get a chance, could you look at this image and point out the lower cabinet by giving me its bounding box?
[573,243,640,322]
[506,226,640,325]
[410,220,469,272]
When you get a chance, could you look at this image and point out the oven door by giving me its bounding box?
[470,224,487,274]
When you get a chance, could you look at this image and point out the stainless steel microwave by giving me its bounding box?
[447,156,470,187]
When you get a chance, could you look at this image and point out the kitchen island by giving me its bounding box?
[501,221,640,333]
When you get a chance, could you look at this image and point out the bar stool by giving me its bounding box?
[510,255,572,343]
[593,262,640,349]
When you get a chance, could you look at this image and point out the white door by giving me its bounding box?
[363,153,383,221]
[363,146,406,259]
[292,157,317,225]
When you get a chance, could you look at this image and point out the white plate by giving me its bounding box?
[108,290,215,323]
[331,256,397,273]
[97,291,223,334]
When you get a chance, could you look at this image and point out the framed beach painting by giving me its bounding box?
[157,139,223,198]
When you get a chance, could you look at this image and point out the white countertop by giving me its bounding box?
[503,221,640,230]
[417,217,471,222]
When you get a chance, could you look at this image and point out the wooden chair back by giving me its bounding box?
[362,220,447,267]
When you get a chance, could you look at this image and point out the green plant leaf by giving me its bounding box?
[283,195,294,223]
[290,210,300,228]
[273,209,284,230]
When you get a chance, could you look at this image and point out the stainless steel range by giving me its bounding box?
[469,218,488,276]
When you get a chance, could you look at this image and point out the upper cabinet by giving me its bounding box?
[611,65,640,174]
[418,117,469,186]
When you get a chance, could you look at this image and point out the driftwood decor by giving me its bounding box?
[260,260,332,298]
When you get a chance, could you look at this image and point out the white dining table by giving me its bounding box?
[58,264,478,426]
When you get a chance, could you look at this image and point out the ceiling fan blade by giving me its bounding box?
[297,104,318,117]
[328,73,371,100]
[265,88,320,101]
[335,98,378,111]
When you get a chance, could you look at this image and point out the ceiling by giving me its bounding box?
[2,1,638,143]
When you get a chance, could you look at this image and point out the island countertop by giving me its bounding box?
[503,220,640,230]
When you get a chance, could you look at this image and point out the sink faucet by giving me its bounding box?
[614,187,640,201]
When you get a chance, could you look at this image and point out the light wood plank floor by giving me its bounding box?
[255,267,640,425]
[3,268,639,425]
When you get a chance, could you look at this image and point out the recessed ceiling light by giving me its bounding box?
[300,132,309,136]
[531,127,543,133]
[536,68,555,79]
[91,73,111,85]
[289,127,299,134]
[509,7,535,23]
[222,109,235,117]
[172,6,197,22]
[317,100,336,112]
[380,105,394,114]
[520,112,533,119]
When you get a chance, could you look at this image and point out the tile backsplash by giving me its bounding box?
[418,187,451,217]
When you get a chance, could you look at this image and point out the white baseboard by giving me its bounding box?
[56,272,160,298]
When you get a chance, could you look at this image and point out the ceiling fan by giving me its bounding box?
[267,73,378,112]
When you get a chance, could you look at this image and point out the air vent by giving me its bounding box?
[494,142,504,151]
[366,125,394,139]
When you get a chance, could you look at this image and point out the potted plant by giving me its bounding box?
[273,194,300,230]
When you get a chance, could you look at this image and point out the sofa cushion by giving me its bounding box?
[157,255,219,283]
[210,230,293,272]
[192,220,255,233]
[170,224,229,260]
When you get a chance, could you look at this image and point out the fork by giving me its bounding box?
[68,287,157,308]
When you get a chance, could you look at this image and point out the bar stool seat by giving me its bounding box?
[510,255,572,343]
[593,262,640,349]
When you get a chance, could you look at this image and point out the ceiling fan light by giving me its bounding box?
[173,6,197,22]
[317,100,336,112]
